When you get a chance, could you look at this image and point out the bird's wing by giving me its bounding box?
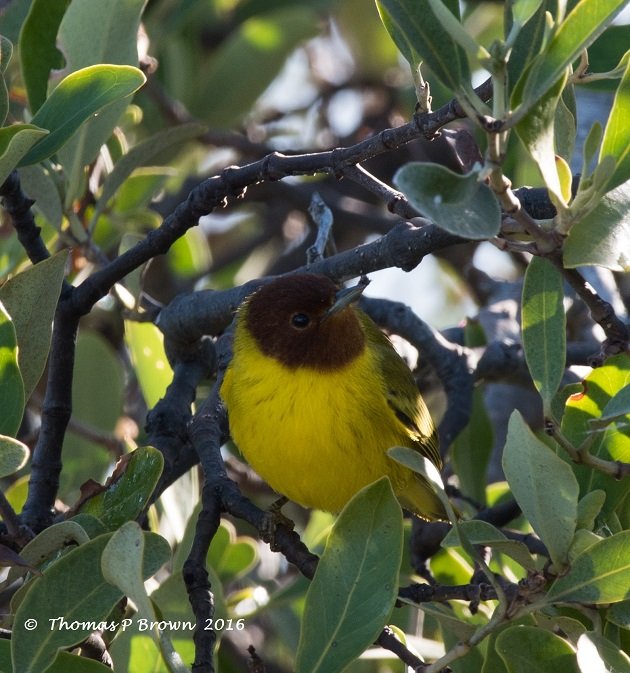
[359,312,442,469]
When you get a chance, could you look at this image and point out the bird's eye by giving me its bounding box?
[291,312,311,329]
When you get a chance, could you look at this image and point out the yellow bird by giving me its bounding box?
[220,273,446,520]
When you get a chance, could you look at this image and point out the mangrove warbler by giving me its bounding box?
[220,273,446,520]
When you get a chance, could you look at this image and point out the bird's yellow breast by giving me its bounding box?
[221,330,415,512]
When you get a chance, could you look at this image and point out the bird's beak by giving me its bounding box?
[325,281,367,319]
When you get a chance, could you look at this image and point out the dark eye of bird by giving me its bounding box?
[291,312,311,329]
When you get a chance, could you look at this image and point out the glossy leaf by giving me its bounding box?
[394,163,501,239]
[11,531,170,673]
[77,447,164,531]
[18,0,70,113]
[296,477,403,673]
[503,411,578,569]
[0,251,67,400]
[599,55,630,192]
[55,0,147,202]
[521,256,566,412]
[19,64,146,166]
[124,321,173,409]
[547,531,630,604]
[0,301,24,438]
[0,125,49,187]
[564,182,630,271]
[517,0,627,116]
[496,626,579,673]
[376,0,470,94]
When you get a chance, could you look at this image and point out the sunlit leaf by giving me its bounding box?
[19,65,146,166]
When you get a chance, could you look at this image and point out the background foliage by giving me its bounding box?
[0,0,629,672]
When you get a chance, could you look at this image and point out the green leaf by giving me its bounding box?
[0,35,13,125]
[102,522,189,673]
[0,251,67,400]
[607,600,630,630]
[576,490,606,530]
[515,72,569,206]
[18,0,71,113]
[0,301,24,438]
[78,447,164,530]
[394,163,501,239]
[521,256,566,412]
[577,632,630,673]
[496,626,579,673]
[0,641,112,673]
[68,513,108,540]
[17,165,64,229]
[19,64,146,166]
[375,0,471,94]
[55,0,147,203]
[0,436,28,478]
[206,519,258,584]
[598,55,630,192]
[516,0,627,117]
[564,182,630,271]
[561,353,630,513]
[11,531,170,673]
[61,330,124,497]
[124,322,173,410]
[589,384,630,429]
[442,520,539,570]
[427,0,490,64]
[192,7,319,127]
[512,0,544,26]
[554,83,577,164]
[451,388,493,506]
[4,520,90,586]
[502,411,578,569]
[547,531,630,604]
[0,125,49,187]
[90,123,206,227]
[507,0,549,99]
[581,121,603,179]
[296,477,403,673]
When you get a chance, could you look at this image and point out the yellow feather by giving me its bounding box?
[221,303,446,520]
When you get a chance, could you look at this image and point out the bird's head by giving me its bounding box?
[242,273,367,370]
